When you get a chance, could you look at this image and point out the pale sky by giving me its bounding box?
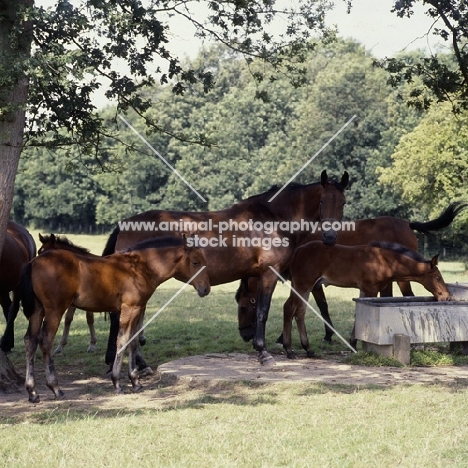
[326,0,444,58]
[34,0,447,107]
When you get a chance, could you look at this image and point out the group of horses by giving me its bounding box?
[0,170,464,402]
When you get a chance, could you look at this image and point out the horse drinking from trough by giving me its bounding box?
[102,170,349,365]
[236,202,466,346]
[20,236,210,403]
[281,241,451,358]
[0,221,36,353]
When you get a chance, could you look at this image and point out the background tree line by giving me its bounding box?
[12,39,468,257]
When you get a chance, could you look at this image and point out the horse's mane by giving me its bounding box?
[235,278,249,302]
[242,182,318,202]
[124,236,184,252]
[41,234,90,254]
[243,179,346,202]
[370,241,428,263]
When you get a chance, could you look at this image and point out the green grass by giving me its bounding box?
[2,234,468,467]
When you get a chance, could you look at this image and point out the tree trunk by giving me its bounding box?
[0,0,33,254]
[0,0,34,392]
[0,350,23,392]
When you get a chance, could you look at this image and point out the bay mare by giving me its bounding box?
[236,202,466,344]
[37,234,148,360]
[0,221,36,353]
[281,241,451,359]
[20,236,210,403]
[103,170,349,365]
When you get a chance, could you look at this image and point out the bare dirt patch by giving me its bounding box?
[2,353,468,419]
[159,352,468,386]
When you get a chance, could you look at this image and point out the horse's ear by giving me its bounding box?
[340,171,349,189]
[320,170,328,187]
[50,233,56,246]
[38,233,45,243]
[431,254,439,268]
[182,233,194,251]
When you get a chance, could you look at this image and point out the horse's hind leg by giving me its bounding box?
[112,306,143,394]
[54,306,75,354]
[40,312,65,399]
[86,311,97,353]
[24,308,44,403]
[0,291,11,321]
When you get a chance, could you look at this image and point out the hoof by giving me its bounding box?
[87,345,96,353]
[28,393,40,404]
[286,352,297,360]
[258,351,276,366]
[56,389,65,399]
[322,337,332,344]
[53,348,63,355]
[306,350,315,358]
[132,383,144,393]
[114,386,124,395]
[138,366,154,378]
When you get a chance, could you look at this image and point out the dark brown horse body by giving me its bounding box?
[0,221,36,352]
[103,171,349,364]
[282,241,451,358]
[21,236,210,403]
[236,203,466,344]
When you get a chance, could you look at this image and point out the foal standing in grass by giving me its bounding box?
[281,241,451,359]
[21,236,210,403]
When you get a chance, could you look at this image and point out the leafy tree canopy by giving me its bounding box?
[373,0,468,111]
[5,0,335,168]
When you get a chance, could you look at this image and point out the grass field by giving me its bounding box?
[2,232,468,467]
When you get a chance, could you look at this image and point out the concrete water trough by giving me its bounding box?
[353,283,468,364]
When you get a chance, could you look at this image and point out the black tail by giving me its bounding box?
[20,263,36,319]
[409,202,468,236]
[102,226,120,256]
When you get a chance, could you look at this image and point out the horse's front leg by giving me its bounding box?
[312,285,334,344]
[282,293,300,359]
[86,311,97,353]
[54,306,75,354]
[253,271,277,365]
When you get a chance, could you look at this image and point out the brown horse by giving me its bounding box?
[281,241,451,358]
[37,234,98,354]
[103,170,349,365]
[0,221,36,353]
[20,236,210,403]
[38,233,150,370]
[236,202,466,344]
